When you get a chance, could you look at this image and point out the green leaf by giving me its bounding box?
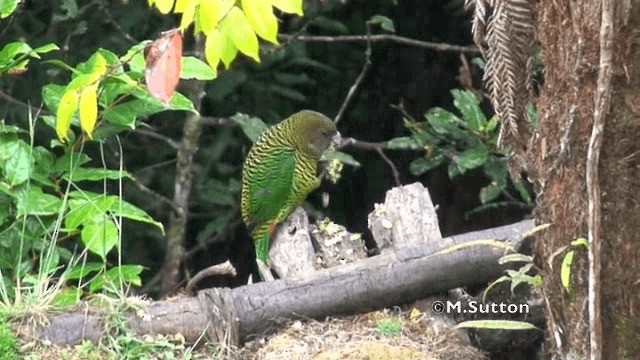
[0,42,31,63]
[231,113,268,142]
[498,253,534,264]
[56,89,79,142]
[386,136,423,150]
[81,216,119,260]
[66,262,103,281]
[452,89,486,131]
[1,0,20,18]
[513,180,532,204]
[1,139,33,186]
[52,152,92,175]
[242,0,279,44]
[480,182,505,204]
[409,154,445,176]
[64,168,132,182]
[561,250,574,291]
[456,320,539,331]
[571,237,589,248]
[272,0,302,15]
[181,56,216,80]
[14,186,63,216]
[223,7,260,62]
[204,28,223,73]
[32,43,60,54]
[455,146,489,174]
[368,15,395,33]
[65,196,117,230]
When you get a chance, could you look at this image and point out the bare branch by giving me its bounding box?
[185,260,237,297]
[130,177,180,214]
[200,116,236,127]
[278,34,480,54]
[133,129,179,150]
[376,147,401,186]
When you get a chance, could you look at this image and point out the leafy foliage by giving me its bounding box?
[387,89,533,216]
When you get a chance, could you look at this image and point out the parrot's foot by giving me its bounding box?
[256,259,275,282]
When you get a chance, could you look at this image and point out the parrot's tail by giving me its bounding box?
[251,223,274,265]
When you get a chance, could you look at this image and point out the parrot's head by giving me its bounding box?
[292,110,340,159]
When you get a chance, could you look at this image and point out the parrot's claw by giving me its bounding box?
[256,259,275,282]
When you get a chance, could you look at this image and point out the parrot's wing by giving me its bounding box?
[246,148,297,226]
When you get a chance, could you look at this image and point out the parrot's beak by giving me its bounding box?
[331,131,342,149]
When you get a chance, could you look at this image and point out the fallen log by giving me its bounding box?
[34,219,534,347]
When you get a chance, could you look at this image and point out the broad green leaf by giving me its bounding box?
[561,250,574,291]
[231,113,268,142]
[452,89,486,132]
[14,186,63,216]
[106,264,144,286]
[32,43,60,54]
[181,56,216,80]
[1,139,33,186]
[52,152,91,175]
[223,7,259,62]
[0,42,31,62]
[65,196,116,230]
[204,28,223,73]
[455,146,489,173]
[480,181,505,204]
[91,52,108,75]
[79,83,99,139]
[154,0,174,14]
[272,0,303,15]
[369,15,395,33]
[56,90,79,142]
[0,0,20,18]
[409,154,445,176]
[81,216,119,260]
[386,136,423,150]
[242,0,278,44]
[66,262,103,280]
[64,167,132,182]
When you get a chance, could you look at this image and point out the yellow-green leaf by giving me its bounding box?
[179,0,199,29]
[560,250,574,292]
[148,0,156,6]
[198,0,233,34]
[223,7,259,62]
[67,73,101,91]
[155,0,175,14]
[204,28,223,74]
[56,90,79,142]
[92,53,108,76]
[79,84,99,139]
[242,0,278,44]
[219,25,238,68]
[272,0,302,15]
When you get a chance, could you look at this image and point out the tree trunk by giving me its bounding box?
[34,220,533,347]
[532,1,640,358]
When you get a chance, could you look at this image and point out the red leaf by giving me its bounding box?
[145,28,183,104]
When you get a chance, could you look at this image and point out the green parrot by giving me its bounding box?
[241,110,340,268]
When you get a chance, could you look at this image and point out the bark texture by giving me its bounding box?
[532,1,640,358]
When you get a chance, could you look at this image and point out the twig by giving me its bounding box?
[200,116,236,127]
[278,34,479,54]
[587,1,614,359]
[185,260,237,296]
[130,177,180,214]
[184,219,242,260]
[338,137,388,151]
[133,129,179,150]
[0,91,51,116]
[375,147,401,186]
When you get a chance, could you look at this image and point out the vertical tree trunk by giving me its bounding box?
[532,1,640,358]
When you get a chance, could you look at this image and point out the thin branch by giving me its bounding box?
[133,129,179,150]
[98,0,138,44]
[200,116,236,127]
[587,1,614,359]
[0,91,51,116]
[376,147,401,186]
[338,137,388,151]
[278,34,480,54]
[184,219,242,260]
[185,261,237,296]
[130,177,180,214]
